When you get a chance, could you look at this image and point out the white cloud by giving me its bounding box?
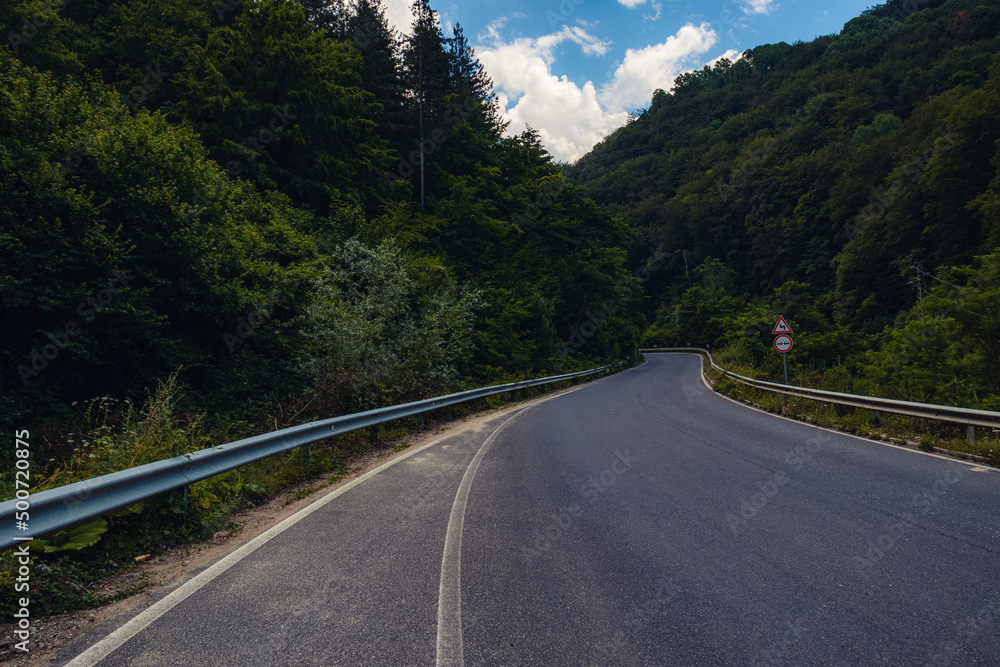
[486,16,512,33]
[644,2,663,21]
[707,48,742,68]
[478,30,627,162]
[384,0,414,34]
[561,25,613,57]
[599,23,718,112]
[484,24,611,63]
[387,1,476,37]
[743,0,778,14]
[617,0,648,7]
[478,16,509,43]
[438,3,461,37]
[478,23,720,162]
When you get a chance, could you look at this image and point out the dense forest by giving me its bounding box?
[0,0,644,441]
[568,0,1000,410]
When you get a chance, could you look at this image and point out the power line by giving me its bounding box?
[865,281,912,299]
[913,265,964,290]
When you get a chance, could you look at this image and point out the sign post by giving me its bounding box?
[772,318,794,385]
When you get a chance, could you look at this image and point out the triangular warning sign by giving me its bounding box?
[771,316,793,334]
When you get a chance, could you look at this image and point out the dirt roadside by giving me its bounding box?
[0,385,575,666]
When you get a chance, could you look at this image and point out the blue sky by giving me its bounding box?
[382,0,878,162]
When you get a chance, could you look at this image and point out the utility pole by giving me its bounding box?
[914,264,927,301]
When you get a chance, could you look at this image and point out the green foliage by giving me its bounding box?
[27,518,108,553]
[644,258,738,347]
[1,0,640,432]
[0,554,121,616]
[863,250,1000,404]
[570,0,1000,333]
[852,113,903,145]
[296,238,483,405]
[0,52,323,432]
[73,378,198,473]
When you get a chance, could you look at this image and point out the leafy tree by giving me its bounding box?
[297,0,350,36]
[922,251,1000,393]
[852,112,902,145]
[570,0,1000,406]
[297,238,482,406]
[0,0,90,77]
[645,258,738,348]
[0,53,318,429]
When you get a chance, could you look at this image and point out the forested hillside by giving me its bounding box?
[1,0,644,440]
[568,0,1000,409]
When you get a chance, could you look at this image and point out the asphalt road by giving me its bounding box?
[62,354,1000,666]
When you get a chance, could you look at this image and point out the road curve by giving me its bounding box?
[61,354,1000,666]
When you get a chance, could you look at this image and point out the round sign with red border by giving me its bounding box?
[774,334,793,353]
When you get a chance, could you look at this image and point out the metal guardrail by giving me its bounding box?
[2,364,620,552]
[640,348,1000,440]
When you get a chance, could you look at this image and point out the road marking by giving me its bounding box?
[63,435,449,666]
[434,378,611,667]
[435,411,521,667]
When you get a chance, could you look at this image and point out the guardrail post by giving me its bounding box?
[872,410,880,425]
[302,444,311,465]
[967,425,975,445]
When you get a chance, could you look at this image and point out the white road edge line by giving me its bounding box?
[679,352,996,472]
[434,379,607,667]
[64,434,450,666]
[435,411,519,667]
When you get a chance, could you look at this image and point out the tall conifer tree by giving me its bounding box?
[347,1,408,166]
[298,0,350,38]
[402,0,448,210]
[447,23,505,137]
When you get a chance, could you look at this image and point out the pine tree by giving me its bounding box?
[402,0,449,210]
[447,23,505,137]
[298,0,350,38]
[172,0,390,215]
[347,0,408,173]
